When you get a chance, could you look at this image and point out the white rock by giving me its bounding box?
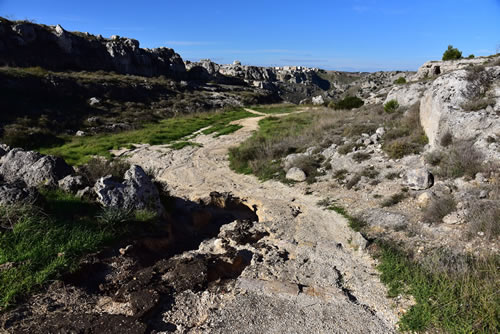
[89,97,100,106]
[286,167,307,182]
[312,95,324,105]
[405,168,434,190]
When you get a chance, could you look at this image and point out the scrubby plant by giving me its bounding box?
[384,99,399,113]
[382,102,428,159]
[467,54,475,59]
[352,152,371,163]
[466,200,500,240]
[440,131,453,147]
[442,45,462,61]
[79,157,131,184]
[394,77,407,85]
[435,140,484,178]
[422,193,456,224]
[333,96,364,110]
[381,192,408,207]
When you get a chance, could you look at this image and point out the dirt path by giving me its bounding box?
[119,108,399,333]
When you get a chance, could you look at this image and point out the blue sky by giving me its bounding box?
[1,0,499,71]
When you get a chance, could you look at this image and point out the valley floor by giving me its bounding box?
[114,108,399,332]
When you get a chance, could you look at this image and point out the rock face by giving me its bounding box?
[413,55,500,80]
[405,169,434,190]
[384,81,430,107]
[0,148,73,187]
[94,165,164,214]
[0,19,185,78]
[419,66,500,159]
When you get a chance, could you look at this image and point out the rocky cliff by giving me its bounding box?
[0,18,186,78]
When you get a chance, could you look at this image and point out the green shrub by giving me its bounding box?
[442,45,462,61]
[384,99,399,113]
[467,54,475,59]
[333,96,364,110]
[394,77,407,85]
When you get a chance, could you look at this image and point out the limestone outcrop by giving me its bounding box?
[419,66,500,160]
[94,165,164,215]
[0,18,185,78]
[0,148,74,187]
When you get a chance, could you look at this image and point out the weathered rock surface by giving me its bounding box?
[0,148,73,187]
[413,55,500,80]
[0,19,185,78]
[285,167,307,182]
[384,81,430,107]
[58,175,85,193]
[405,168,434,190]
[0,182,37,205]
[419,67,500,160]
[94,165,164,214]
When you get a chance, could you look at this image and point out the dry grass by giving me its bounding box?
[422,193,456,224]
[382,102,428,159]
[433,140,484,178]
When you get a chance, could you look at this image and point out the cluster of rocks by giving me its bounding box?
[0,145,164,215]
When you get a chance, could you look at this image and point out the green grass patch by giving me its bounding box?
[39,109,255,165]
[376,242,499,333]
[251,104,299,114]
[327,205,366,232]
[0,189,157,310]
[202,123,243,137]
[229,113,314,181]
[169,141,203,150]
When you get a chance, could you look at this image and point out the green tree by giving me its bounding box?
[442,45,462,61]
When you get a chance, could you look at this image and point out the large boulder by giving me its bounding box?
[0,148,74,187]
[405,168,434,190]
[58,175,85,193]
[94,165,164,215]
[285,167,307,182]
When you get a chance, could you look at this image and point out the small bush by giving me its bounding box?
[462,98,496,112]
[346,174,361,190]
[385,171,399,180]
[424,150,444,166]
[466,201,500,240]
[360,166,379,179]
[384,100,399,113]
[467,54,475,59]
[79,157,131,184]
[440,131,453,147]
[423,193,456,224]
[333,96,364,110]
[436,140,484,178]
[394,77,407,85]
[333,169,348,181]
[97,207,133,226]
[352,152,371,163]
[442,45,462,61]
[338,142,360,155]
[381,192,408,207]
